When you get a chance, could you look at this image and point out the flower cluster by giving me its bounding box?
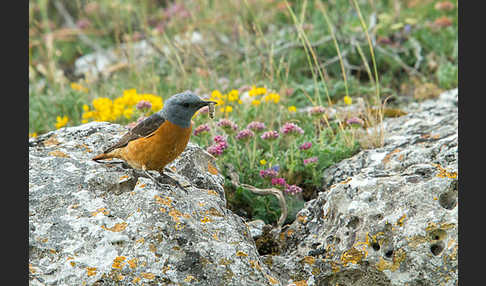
[280,122,304,135]
[259,166,279,179]
[346,117,364,127]
[207,135,228,157]
[247,121,266,132]
[285,184,303,195]
[271,177,286,187]
[216,118,238,132]
[299,142,312,150]
[263,93,280,103]
[261,130,280,140]
[248,86,267,97]
[235,129,255,141]
[194,124,211,136]
[82,89,163,123]
[259,165,303,195]
[303,157,318,165]
[55,115,69,129]
[70,82,89,93]
[136,100,152,111]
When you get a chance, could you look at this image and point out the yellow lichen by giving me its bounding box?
[340,247,365,266]
[48,150,70,158]
[207,189,218,195]
[433,163,457,179]
[112,256,126,269]
[396,214,407,227]
[91,207,109,217]
[141,272,155,280]
[86,267,97,276]
[168,208,182,222]
[184,275,196,282]
[236,251,248,257]
[302,256,316,265]
[102,222,128,232]
[266,274,279,285]
[201,216,212,223]
[154,195,172,206]
[376,248,406,272]
[128,258,138,269]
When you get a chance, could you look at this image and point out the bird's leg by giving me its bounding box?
[158,170,189,194]
[142,165,165,189]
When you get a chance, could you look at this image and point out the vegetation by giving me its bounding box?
[29,0,458,224]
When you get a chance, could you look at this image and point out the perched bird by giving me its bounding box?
[92,91,216,187]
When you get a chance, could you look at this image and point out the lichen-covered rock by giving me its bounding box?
[266,89,458,286]
[29,122,280,286]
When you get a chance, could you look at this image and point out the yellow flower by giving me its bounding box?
[82,104,90,112]
[123,108,134,119]
[288,106,297,113]
[225,106,233,113]
[211,90,223,99]
[70,82,88,93]
[29,132,37,138]
[238,99,243,104]
[269,93,280,103]
[260,159,267,166]
[227,89,239,102]
[55,115,69,129]
[344,96,352,105]
[251,99,261,106]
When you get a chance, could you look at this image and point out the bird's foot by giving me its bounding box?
[158,172,190,193]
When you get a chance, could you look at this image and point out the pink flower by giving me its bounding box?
[271,177,287,187]
[207,135,228,157]
[217,119,238,132]
[346,117,364,127]
[303,157,318,165]
[136,100,152,111]
[235,129,255,141]
[259,169,278,179]
[285,184,303,195]
[214,135,226,144]
[247,121,266,132]
[280,122,304,136]
[299,142,312,150]
[194,124,210,136]
[261,130,280,140]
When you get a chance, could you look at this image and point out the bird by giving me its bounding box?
[92,90,216,189]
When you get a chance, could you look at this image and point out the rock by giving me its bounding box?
[74,32,205,81]
[266,89,458,285]
[29,122,280,285]
[247,220,266,239]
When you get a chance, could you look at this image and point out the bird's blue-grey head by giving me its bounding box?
[158,91,216,128]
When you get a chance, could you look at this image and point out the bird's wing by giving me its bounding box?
[102,112,166,153]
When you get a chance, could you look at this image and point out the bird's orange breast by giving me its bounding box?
[120,121,192,171]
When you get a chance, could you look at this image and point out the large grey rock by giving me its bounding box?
[29,122,280,286]
[265,89,458,286]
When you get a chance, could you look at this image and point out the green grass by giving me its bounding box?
[29,0,458,224]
